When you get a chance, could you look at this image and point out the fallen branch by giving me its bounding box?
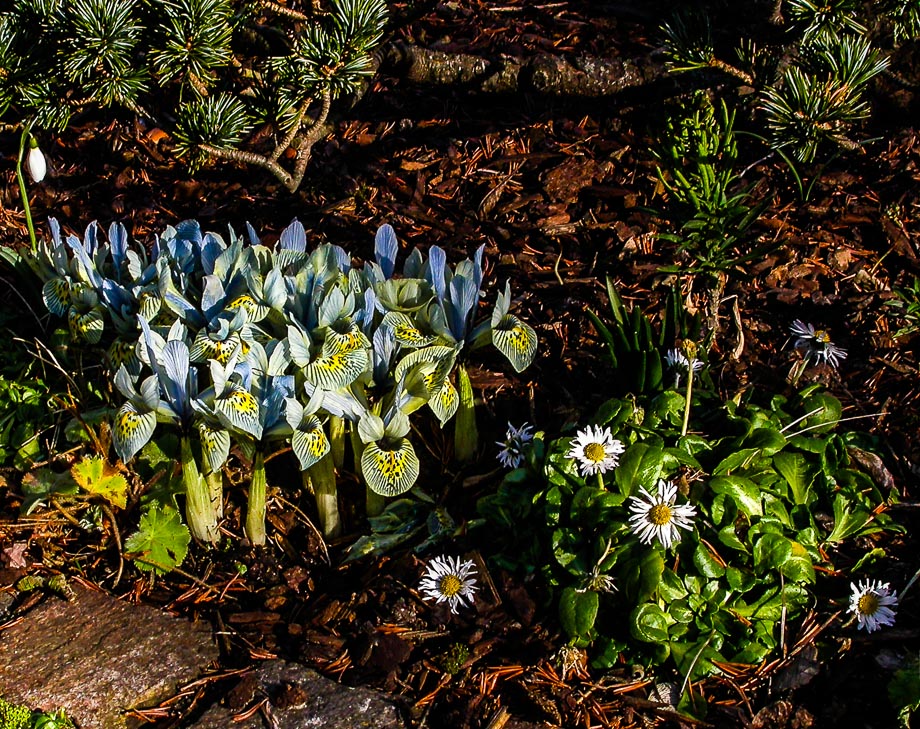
[377,41,668,98]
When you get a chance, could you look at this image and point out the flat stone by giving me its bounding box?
[0,586,218,729]
[192,660,405,729]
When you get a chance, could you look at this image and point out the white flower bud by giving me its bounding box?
[25,145,47,183]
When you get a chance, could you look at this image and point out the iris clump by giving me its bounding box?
[27,218,538,550]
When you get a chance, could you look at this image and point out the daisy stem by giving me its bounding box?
[597,472,605,491]
[680,367,694,438]
[901,563,920,600]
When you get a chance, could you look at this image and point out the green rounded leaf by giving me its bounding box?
[630,602,671,643]
[615,443,665,498]
[559,586,599,641]
[692,542,725,578]
[800,392,842,433]
[710,475,763,517]
[71,455,128,509]
[124,506,191,575]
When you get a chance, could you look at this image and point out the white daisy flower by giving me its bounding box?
[627,479,697,549]
[790,320,847,368]
[418,555,478,614]
[848,579,898,633]
[566,425,625,476]
[664,348,703,387]
[496,421,534,469]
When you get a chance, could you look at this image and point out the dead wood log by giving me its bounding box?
[377,41,668,98]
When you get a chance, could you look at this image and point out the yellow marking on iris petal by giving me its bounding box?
[227,295,256,314]
[226,390,259,416]
[329,329,365,353]
[108,339,136,369]
[314,352,348,374]
[117,408,144,440]
[215,340,235,364]
[44,279,71,314]
[371,449,407,483]
[505,324,531,353]
[438,386,457,411]
[395,325,430,345]
[304,428,328,457]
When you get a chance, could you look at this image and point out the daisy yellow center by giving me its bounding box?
[857,593,879,616]
[584,442,607,463]
[439,574,463,597]
[648,503,672,525]
[814,330,830,344]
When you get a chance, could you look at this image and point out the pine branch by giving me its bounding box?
[708,58,754,85]
[291,86,332,184]
[257,0,310,21]
[270,96,312,163]
[200,143,294,188]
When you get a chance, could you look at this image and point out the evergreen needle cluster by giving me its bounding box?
[0,0,387,190]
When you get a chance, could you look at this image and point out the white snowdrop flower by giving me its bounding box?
[566,425,625,476]
[496,421,534,469]
[789,320,847,368]
[627,479,697,549]
[848,579,898,633]
[25,143,47,183]
[418,555,478,614]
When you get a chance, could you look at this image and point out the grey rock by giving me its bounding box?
[0,586,218,729]
[192,660,405,729]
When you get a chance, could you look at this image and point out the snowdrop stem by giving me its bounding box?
[680,367,694,438]
[15,127,37,253]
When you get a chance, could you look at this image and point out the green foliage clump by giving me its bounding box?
[479,284,901,722]
[0,697,31,729]
[0,698,73,729]
[652,92,771,274]
[661,1,900,163]
[890,654,920,727]
[0,0,387,190]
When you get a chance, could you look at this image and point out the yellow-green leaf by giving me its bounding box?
[71,455,128,509]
